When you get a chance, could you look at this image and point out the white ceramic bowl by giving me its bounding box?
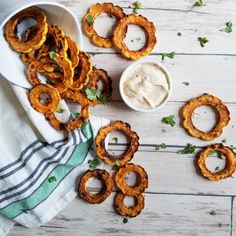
[119,60,172,112]
[0,1,82,88]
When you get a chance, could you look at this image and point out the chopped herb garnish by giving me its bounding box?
[162,115,176,127]
[162,52,175,61]
[193,0,205,7]
[133,0,141,14]
[198,37,209,47]
[133,7,138,14]
[46,78,53,85]
[112,159,121,170]
[112,137,118,144]
[177,32,182,36]
[222,139,227,143]
[57,108,65,113]
[48,176,57,183]
[86,15,94,25]
[123,218,128,224]
[209,150,223,158]
[183,81,190,86]
[177,143,196,154]
[88,159,100,169]
[49,51,57,62]
[215,166,220,171]
[221,21,233,33]
[155,143,167,150]
[85,88,107,104]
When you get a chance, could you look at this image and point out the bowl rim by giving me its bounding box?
[119,59,173,113]
[0,1,83,88]
[0,1,83,49]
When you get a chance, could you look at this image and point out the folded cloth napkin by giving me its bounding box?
[0,77,109,235]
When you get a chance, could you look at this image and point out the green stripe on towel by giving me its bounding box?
[0,123,93,219]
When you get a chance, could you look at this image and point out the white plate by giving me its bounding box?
[0,1,83,88]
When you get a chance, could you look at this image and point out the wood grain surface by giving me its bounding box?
[7,0,236,235]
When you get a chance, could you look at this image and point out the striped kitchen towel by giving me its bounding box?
[0,77,109,235]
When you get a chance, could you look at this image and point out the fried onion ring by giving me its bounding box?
[115,163,148,196]
[113,14,157,60]
[182,93,230,141]
[95,121,139,166]
[29,84,60,113]
[4,7,48,53]
[88,67,112,106]
[71,52,93,90]
[83,3,126,48]
[78,169,113,204]
[114,192,145,217]
[197,144,236,181]
[28,54,73,93]
[46,89,90,131]
[65,35,80,68]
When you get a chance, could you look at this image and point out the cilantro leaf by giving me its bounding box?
[57,108,65,113]
[112,137,118,144]
[168,51,175,59]
[86,15,94,25]
[85,88,100,100]
[221,21,233,33]
[209,150,223,159]
[215,166,220,171]
[177,32,182,36]
[198,37,209,47]
[85,88,107,104]
[88,159,100,169]
[162,52,175,60]
[183,81,190,86]
[162,115,176,127]
[112,159,121,170]
[155,143,166,150]
[133,0,141,9]
[193,0,205,7]
[49,51,57,62]
[46,78,53,85]
[123,218,128,224]
[177,143,196,154]
[133,0,141,14]
[48,176,57,183]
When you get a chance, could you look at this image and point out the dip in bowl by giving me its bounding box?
[119,61,172,112]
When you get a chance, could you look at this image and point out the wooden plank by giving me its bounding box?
[53,0,236,55]
[90,53,236,103]
[83,149,236,196]
[88,101,236,147]
[9,194,231,236]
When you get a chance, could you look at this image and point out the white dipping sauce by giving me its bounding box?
[122,62,170,110]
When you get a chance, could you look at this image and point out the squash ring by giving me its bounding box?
[95,121,139,166]
[29,84,60,113]
[71,52,93,90]
[115,163,148,196]
[78,169,113,204]
[83,3,126,48]
[197,144,236,181]
[65,35,80,68]
[46,89,90,131]
[4,7,48,53]
[88,67,112,106]
[114,192,145,217]
[113,14,157,60]
[28,53,74,93]
[182,93,230,141]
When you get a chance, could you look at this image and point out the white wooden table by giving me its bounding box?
[7,0,236,235]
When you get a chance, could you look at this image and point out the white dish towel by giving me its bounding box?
[0,77,109,235]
